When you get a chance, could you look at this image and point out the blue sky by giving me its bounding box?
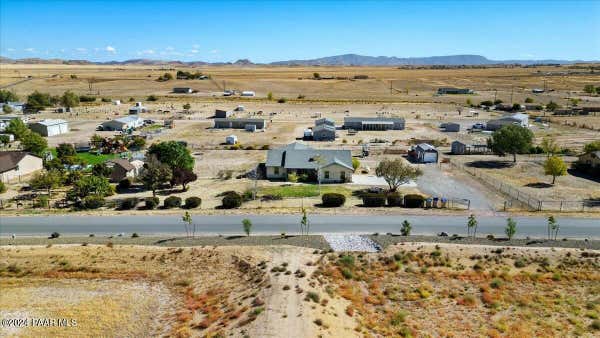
[1,0,598,62]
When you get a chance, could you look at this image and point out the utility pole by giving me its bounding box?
[494,89,497,103]
[510,86,514,104]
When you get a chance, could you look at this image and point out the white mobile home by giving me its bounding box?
[101,115,144,131]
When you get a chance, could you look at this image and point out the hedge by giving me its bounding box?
[322,193,346,207]
[145,197,159,209]
[164,196,182,208]
[362,193,386,207]
[82,195,105,209]
[404,194,425,208]
[184,196,202,209]
[222,191,242,209]
[119,197,139,210]
[386,192,403,207]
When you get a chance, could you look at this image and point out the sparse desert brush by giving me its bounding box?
[458,294,477,306]
[345,305,355,317]
[306,291,320,303]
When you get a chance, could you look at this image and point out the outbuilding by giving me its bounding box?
[129,102,147,114]
[241,91,255,97]
[214,118,266,130]
[100,115,144,131]
[225,135,238,145]
[443,122,460,132]
[0,151,43,183]
[315,117,335,127]
[173,87,193,94]
[313,124,336,141]
[486,113,529,131]
[343,117,405,131]
[413,143,438,163]
[215,109,233,118]
[29,119,69,137]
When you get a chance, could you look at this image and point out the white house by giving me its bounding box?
[486,113,529,131]
[0,151,43,183]
[29,119,69,137]
[0,102,25,113]
[100,115,144,131]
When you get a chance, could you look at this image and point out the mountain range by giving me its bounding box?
[0,54,594,66]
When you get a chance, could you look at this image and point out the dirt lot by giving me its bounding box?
[2,241,598,337]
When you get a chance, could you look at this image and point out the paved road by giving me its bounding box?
[1,215,599,239]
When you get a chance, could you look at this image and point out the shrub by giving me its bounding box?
[118,178,132,190]
[184,196,202,209]
[403,194,425,208]
[514,258,527,268]
[119,197,139,210]
[147,95,158,101]
[387,192,403,206]
[321,193,346,207]
[131,232,139,238]
[82,195,105,209]
[49,231,60,239]
[164,196,182,209]
[79,95,96,102]
[400,220,412,236]
[145,197,159,209]
[222,192,242,209]
[0,181,6,193]
[306,291,320,303]
[362,193,386,207]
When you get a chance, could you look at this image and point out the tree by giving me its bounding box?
[267,92,273,101]
[540,136,560,157]
[300,208,309,236]
[480,100,493,107]
[56,143,77,164]
[547,215,559,240]
[546,101,559,112]
[524,97,534,103]
[0,89,19,102]
[313,73,320,79]
[544,156,567,185]
[60,90,80,108]
[5,119,29,140]
[2,104,13,113]
[352,157,360,171]
[487,125,534,162]
[182,211,195,238]
[512,103,521,111]
[27,91,53,111]
[69,175,113,200]
[466,98,472,106]
[375,159,423,192]
[505,218,516,240]
[183,103,191,110]
[400,220,412,236]
[21,131,47,156]
[242,218,252,236]
[171,167,197,191]
[30,169,63,196]
[147,141,195,176]
[583,140,600,153]
[583,84,596,94]
[139,155,172,197]
[0,134,10,146]
[467,214,478,238]
[92,163,112,177]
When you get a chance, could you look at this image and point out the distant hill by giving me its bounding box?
[0,54,594,66]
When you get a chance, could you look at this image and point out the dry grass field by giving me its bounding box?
[2,242,598,337]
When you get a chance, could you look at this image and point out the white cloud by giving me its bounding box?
[75,47,88,53]
[210,49,219,54]
[7,48,15,52]
[192,44,200,49]
[190,49,199,54]
[24,48,36,52]
[137,49,155,56]
[165,46,174,51]
[105,46,116,53]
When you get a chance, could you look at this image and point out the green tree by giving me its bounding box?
[505,218,516,240]
[466,98,472,106]
[547,215,559,240]
[27,91,53,111]
[540,136,560,157]
[92,163,112,177]
[0,89,19,102]
[147,141,195,175]
[5,119,29,140]
[267,92,273,101]
[21,131,47,156]
[487,125,534,162]
[183,103,191,110]
[170,167,197,191]
[583,84,596,94]
[544,156,567,184]
[300,207,309,236]
[60,90,80,108]
[56,143,77,164]
[375,159,423,192]
[2,104,13,113]
[545,101,559,112]
[242,218,252,236]
[0,181,6,194]
[400,220,412,236]
[467,214,478,238]
[0,134,10,145]
[139,155,172,197]
[583,140,600,153]
[30,169,63,196]
[69,175,113,200]
[524,97,534,103]
[313,73,320,79]
[352,157,360,171]
[181,211,195,238]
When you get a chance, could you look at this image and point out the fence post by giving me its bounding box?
[560,201,563,212]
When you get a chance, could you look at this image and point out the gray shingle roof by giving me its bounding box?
[266,143,353,170]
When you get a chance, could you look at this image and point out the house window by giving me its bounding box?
[340,171,346,181]
[274,167,279,175]
[324,171,330,179]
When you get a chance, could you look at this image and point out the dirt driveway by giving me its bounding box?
[415,164,502,213]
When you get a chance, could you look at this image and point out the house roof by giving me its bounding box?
[315,117,335,125]
[415,143,437,152]
[114,115,142,124]
[108,158,135,171]
[31,119,67,126]
[0,151,40,173]
[266,143,353,170]
[344,117,405,123]
[313,124,336,132]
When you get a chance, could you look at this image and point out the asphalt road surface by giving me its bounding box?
[1,215,599,239]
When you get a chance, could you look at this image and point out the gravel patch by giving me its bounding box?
[369,234,600,250]
[324,234,382,252]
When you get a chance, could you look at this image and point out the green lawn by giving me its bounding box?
[50,149,118,165]
[259,184,352,198]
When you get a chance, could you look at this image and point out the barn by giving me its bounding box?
[29,119,69,137]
